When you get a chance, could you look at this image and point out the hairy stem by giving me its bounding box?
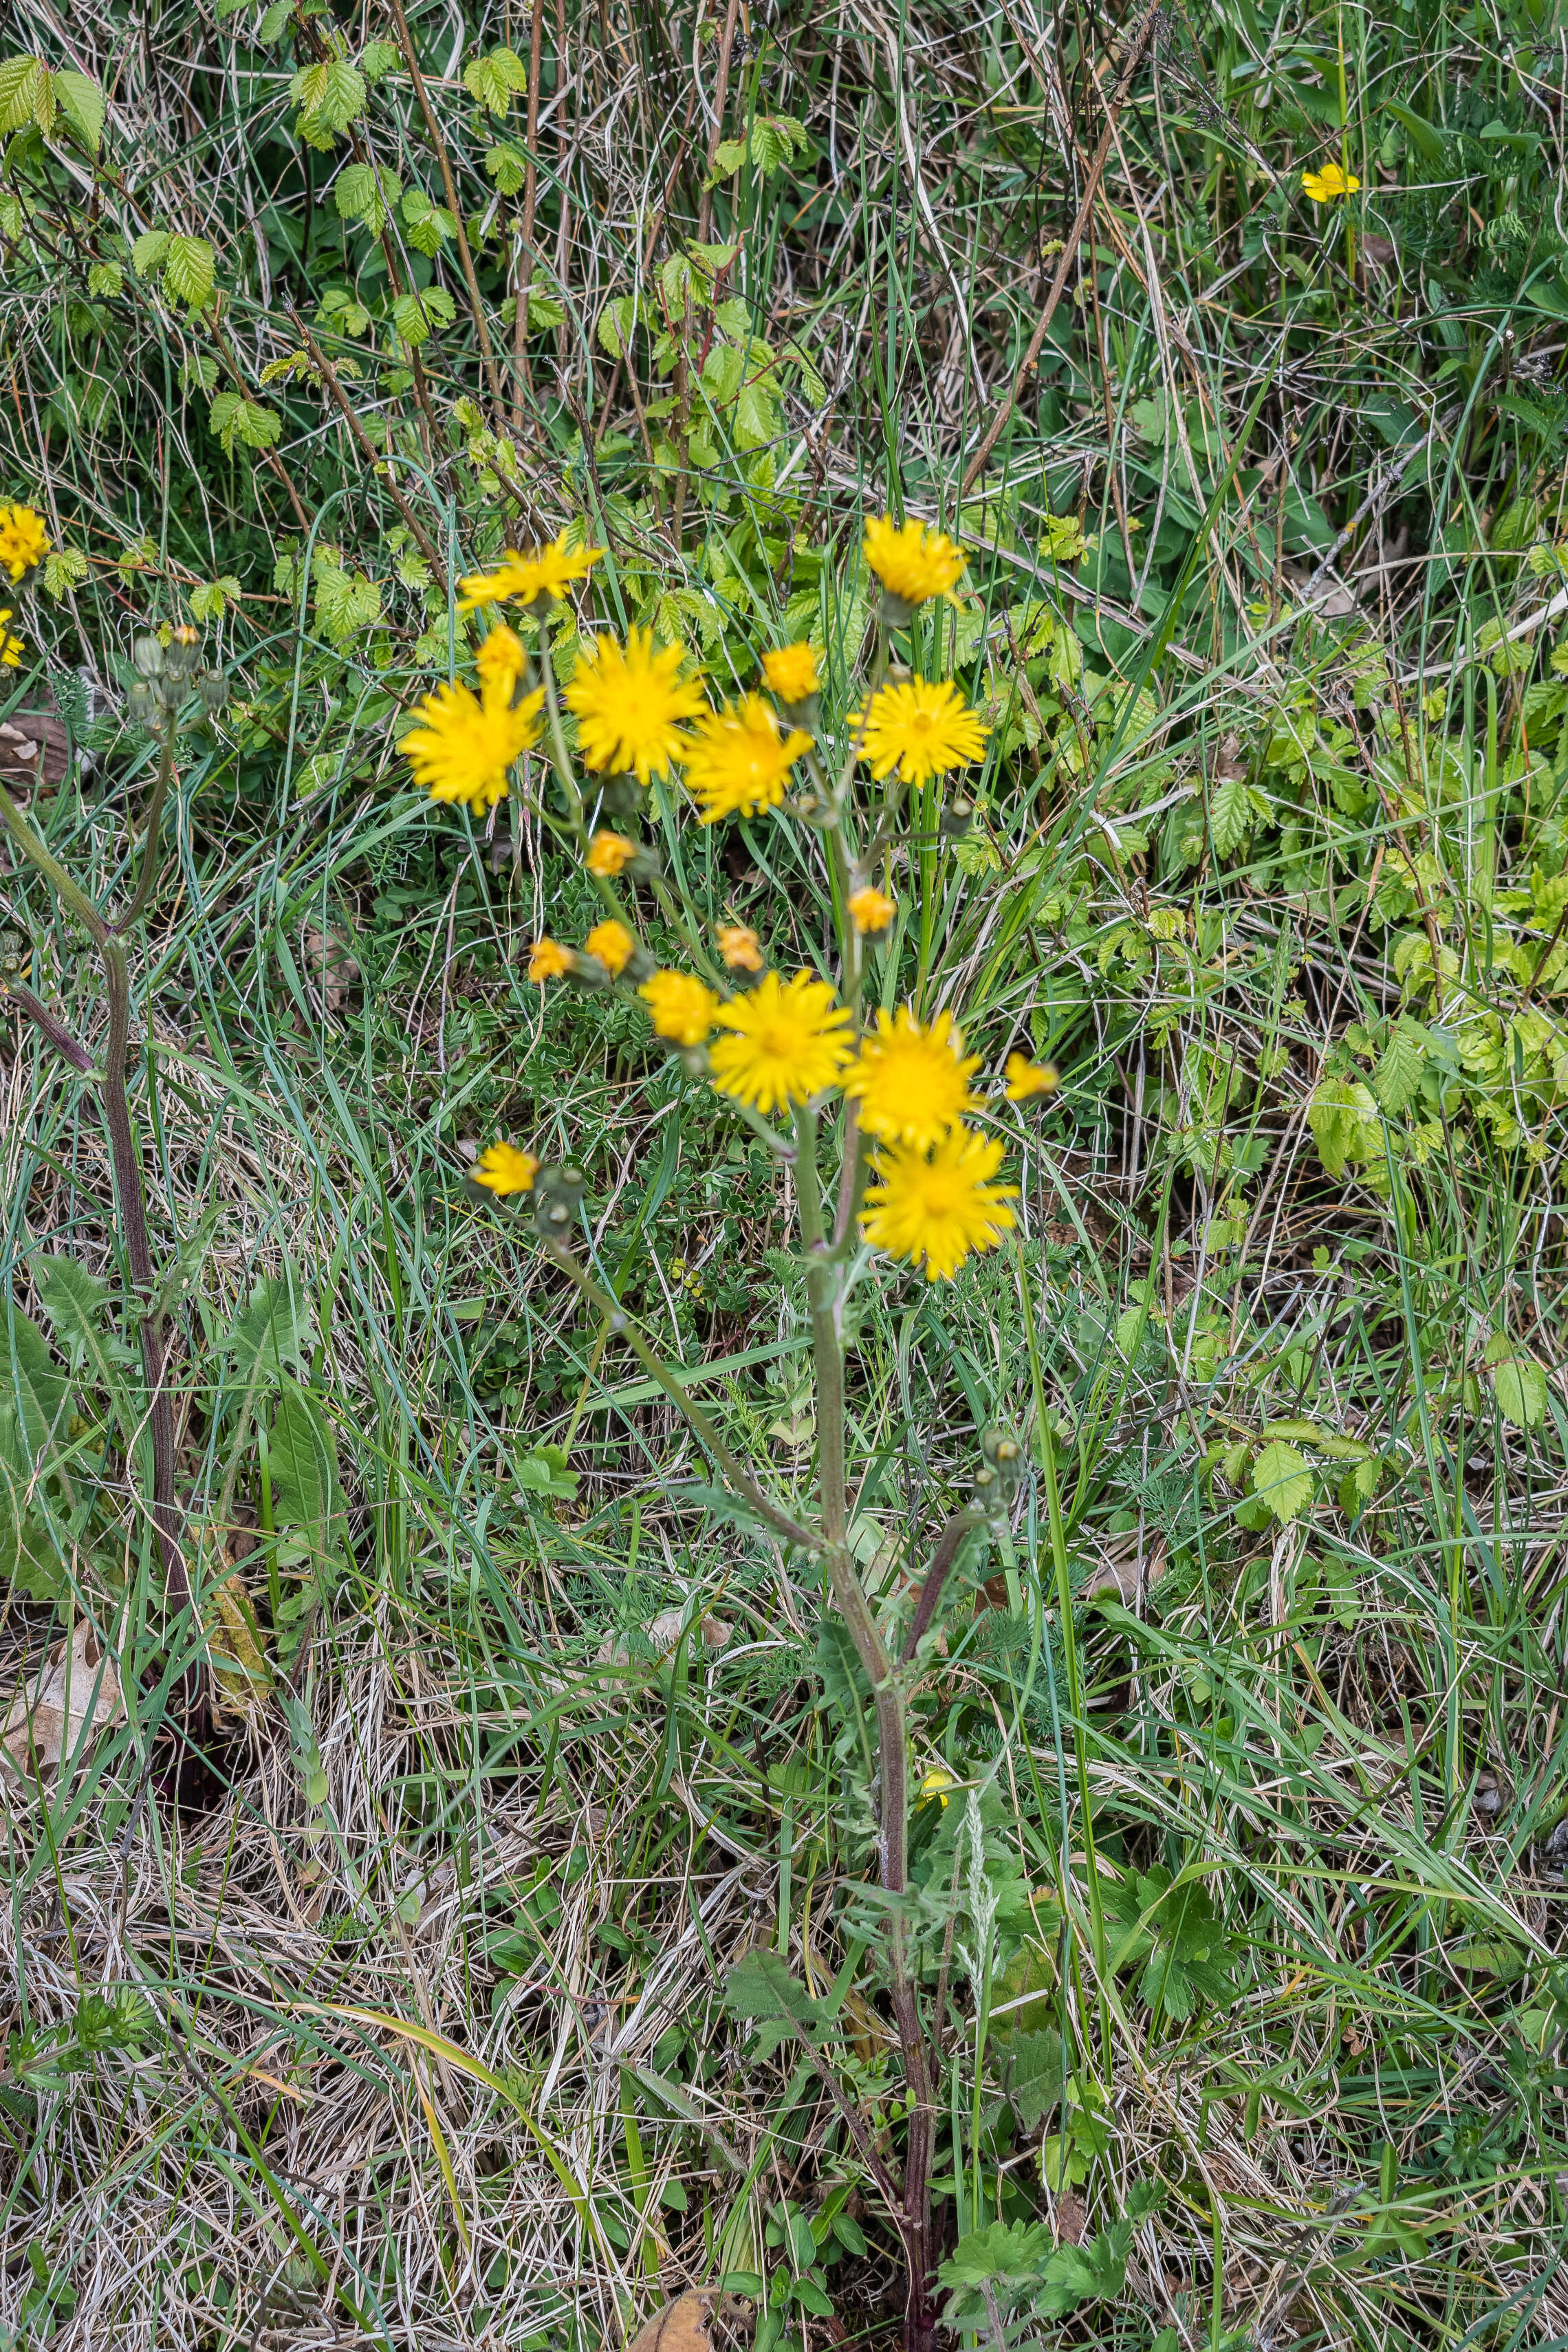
[112,715,178,937]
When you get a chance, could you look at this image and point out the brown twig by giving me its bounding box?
[287,309,444,574]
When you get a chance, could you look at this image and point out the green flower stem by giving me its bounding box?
[0,779,109,946]
[113,712,179,937]
[541,1234,816,1551]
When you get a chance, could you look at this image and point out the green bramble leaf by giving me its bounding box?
[390,284,455,347]
[162,234,216,309]
[359,39,399,80]
[290,58,366,149]
[705,135,750,184]
[1209,774,1250,858]
[1251,1439,1313,1523]
[463,45,530,113]
[257,0,293,41]
[130,228,171,279]
[1307,1075,1380,1178]
[596,292,640,358]
[0,56,44,137]
[333,160,400,232]
[42,547,88,599]
[86,259,122,298]
[1484,1331,1549,1430]
[188,576,242,622]
[484,141,527,195]
[208,391,281,455]
[1370,1016,1428,1116]
[939,2219,1052,2292]
[54,68,104,153]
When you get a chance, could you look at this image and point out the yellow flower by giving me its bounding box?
[863,513,966,607]
[475,622,527,698]
[718,924,763,972]
[640,969,719,1045]
[566,628,706,785]
[683,694,812,823]
[585,918,635,976]
[457,530,603,611]
[529,937,573,982]
[587,829,638,877]
[845,1006,981,1148]
[1004,1052,1059,1102]
[856,677,988,789]
[1302,162,1360,203]
[919,1766,956,1808]
[708,970,855,1114]
[761,642,820,703]
[402,672,545,812]
[0,607,22,668]
[473,1142,539,1195]
[862,1125,1018,1283]
[848,884,895,935]
[0,503,49,582]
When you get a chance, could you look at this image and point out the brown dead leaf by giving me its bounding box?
[597,1607,732,1666]
[1054,2188,1088,2245]
[1082,1537,1166,1606]
[303,928,360,1014]
[627,2291,715,2352]
[205,1562,272,1727]
[1,1619,125,1789]
[1212,729,1247,784]
[0,712,71,791]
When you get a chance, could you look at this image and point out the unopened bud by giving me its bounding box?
[941,796,976,840]
[132,635,164,680]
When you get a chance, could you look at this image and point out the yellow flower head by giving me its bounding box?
[684,694,812,823]
[457,530,603,612]
[919,1766,956,1808]
[1004,1052,1059,1102]
[718,924,764,972]
[863,513,967,607]
[1302,162,1360,204]
[708,969,855,1115]
[585,918,635,976]
[529,937,573,983]
[761,642,820,704]
[0,503,49,583]
[862,1125,1019,1283]
[0,607,22,668]
[475,622,527,698]
[567,628,706,785]
[845,1006,982,1148]
[640,969,719,1046]
[856,677,988,789]
[402,670,545,813]
[587,829,638,877]
[473,1142,539,1195]
[848,884,895,935]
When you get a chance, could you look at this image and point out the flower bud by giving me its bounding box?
[126,679,158,726]
[941,796,976,840]
[197,666,227,715]
[164,624,203,681]
[599,774,644,818]
[132,635,164,680]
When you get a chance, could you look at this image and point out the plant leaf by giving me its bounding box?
[1251,1439,1314,1523]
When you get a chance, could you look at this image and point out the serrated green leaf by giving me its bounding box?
[0,56,42,137]
[939,2219,1051,2290]
[359,39,399,80]
[188,575,242,621]
[34,1257,135,1391]
[290,57,365,148]
[390,284,455,346]
[222,1276,307,1384]
[1209,774,1250,858]
[130,228,171,279]
[1370,1016,1427,1115]
[162,234,215,309]
[706,136,749,184]
[86,259,122,298]
[257,0,292,34]
[267,1375,341,1549]
[42,546,89,598]
[1251,1439,1314,1523]
[1485,1331,1548,1430]
[1,1311,69,1464]
[334,160,399,232]
[0,1466,63,1601]
[208,391,281,454]
[997,2029,1064,2130]
[596,293,639,358]
[484,141,527,195]
[463,45,530,112]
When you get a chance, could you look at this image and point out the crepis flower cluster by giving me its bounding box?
[0,501,50,671]
[405,514,1060,1283]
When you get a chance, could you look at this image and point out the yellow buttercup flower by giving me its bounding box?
[0,607,22,668]
[475,622,527,697]
[457,530,602,612]
[761,642,820,703]
[683,694,812,823]
[587,829,638,877]
[529,937,573,982]
[585,918,635,976]
[919,1766,956,1808]
[846,1006,981,1148]
[473,1142,539,1195]
[402,671,545,813]
[1004,1052,1059,1102]
[708,970,855,1115]
[848,884,895,935]
[640,970,719,1045]
[718,924,763,972]
[862,1125,1018,1283]
[0,503,49,582]
[863,513,966,608]
[1302,162,1360,204]
[566,629,706,785]
[856,677,988,789]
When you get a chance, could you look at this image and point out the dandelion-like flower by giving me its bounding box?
[640,970,719,1045]
[684,695,812,823]
[529,937,573,982]
[848,884,895,935]
[585,919,635,976]
[856,677,988,790]
[0,607,23,668]
[1301,162,1360,203]
[566,629,706,785]
[845,1006,981,1148]
[718,924,763,972]
[475,622,527,698]
[708,970,854,1115]
[587,829,638,877]
[402,668,545,813]
[1004,1052,1059,1102]
[473,1142,539,1195]
[0,503,49,583]
[863,513,966,608]
[458,530,602,612]
[761,642,820,704]
[862,1126,1018,1283]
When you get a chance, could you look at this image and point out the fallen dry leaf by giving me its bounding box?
[303,928,360,1014]
[205,1561,272,1728]
[1082,1538,1166,1605]
[597,1607,732,1666]
[627,2291,715,2352]
[1,1618,125,1789]
[1054,2188,1088,2245]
